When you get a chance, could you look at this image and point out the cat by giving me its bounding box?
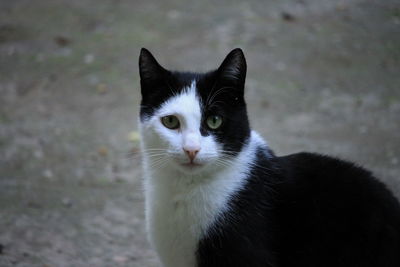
[138,48,400,267]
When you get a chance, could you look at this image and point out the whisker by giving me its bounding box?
[140,148,167,151]
[204,80,218,107]
[207,86,233,106]
[126,151,168,160]
[148,156,168,169]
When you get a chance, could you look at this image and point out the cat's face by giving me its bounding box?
[138,48,250,174]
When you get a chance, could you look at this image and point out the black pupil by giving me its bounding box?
[213,117,217,124]
[169,117,173,123]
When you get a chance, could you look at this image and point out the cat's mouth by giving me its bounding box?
[180,162,203,168]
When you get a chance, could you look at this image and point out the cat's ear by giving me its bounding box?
[217,48,247,85]
[139,48,166,82]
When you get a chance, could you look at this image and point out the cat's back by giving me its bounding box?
[275,152,400,267]
[277,152,400,218]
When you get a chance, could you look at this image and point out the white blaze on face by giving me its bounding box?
[182,131,201,153]
[143,80,219,170]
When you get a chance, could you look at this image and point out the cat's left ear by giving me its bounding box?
[217,48,247,87]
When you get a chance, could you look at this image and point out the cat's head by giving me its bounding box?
[138,48,250,174]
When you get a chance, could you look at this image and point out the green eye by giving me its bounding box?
[161,115,180,129]
[206,115,223,130]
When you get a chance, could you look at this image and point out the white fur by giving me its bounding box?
[139,81,268,267]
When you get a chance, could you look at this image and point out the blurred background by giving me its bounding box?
[0,0,399,266]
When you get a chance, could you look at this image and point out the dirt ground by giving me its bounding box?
[0,0,399,266]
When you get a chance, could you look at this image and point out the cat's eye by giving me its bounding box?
[206,115,223,130]
[161,115,180,129]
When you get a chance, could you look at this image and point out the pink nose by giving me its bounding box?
[183,149,199,162]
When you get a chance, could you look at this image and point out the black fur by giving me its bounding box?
[139,48,400,267]
[197,152,400,267]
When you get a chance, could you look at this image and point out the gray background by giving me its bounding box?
[1,0,399,266]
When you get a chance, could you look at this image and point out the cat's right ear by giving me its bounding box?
[139,48,166,83]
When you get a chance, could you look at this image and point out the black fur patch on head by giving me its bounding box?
[139,48,195,121]
[196,49,250,155]
[138,48,251,155]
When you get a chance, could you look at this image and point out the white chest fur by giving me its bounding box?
[141,132,265,267]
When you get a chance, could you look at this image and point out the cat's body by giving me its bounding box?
[198,151,400,267]
[138,48,400,267]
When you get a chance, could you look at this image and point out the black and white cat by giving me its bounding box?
[138,48,400,267]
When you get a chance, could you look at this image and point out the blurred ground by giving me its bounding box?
[0,0,399,266]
